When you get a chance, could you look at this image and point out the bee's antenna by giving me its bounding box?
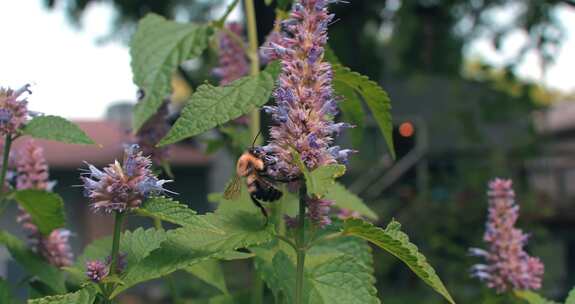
[251,130,262,148]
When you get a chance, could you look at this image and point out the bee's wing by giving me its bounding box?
[224,175,242,200]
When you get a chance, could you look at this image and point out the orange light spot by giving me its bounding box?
[399,122,414,137]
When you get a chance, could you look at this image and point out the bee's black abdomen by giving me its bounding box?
[253,184,283,202]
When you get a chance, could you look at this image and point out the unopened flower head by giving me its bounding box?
[86,260,108,283]
[213,22,249,85]
[263,0,355,179]
[0,84,30,137]
[85,252,127,283]
[470,178,544,293]
[136,100,171,165]
[81,144,172,213]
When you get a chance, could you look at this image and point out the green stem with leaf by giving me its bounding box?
[295,186,307,304]
[244,0,262,145]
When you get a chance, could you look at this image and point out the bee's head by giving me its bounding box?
[249,146,266,158]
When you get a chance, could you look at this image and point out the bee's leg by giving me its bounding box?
[250,195,269,225]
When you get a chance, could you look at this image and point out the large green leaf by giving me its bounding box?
[332,64,394,158]
[22,115,95,145]
[513,290,559,304]
[14,190,65,235]
[253,235,379,304]
[159,71,275,146]
[186,259,228,294]
[74,227,167,275]
[307,165,346,198]
[0,231,65,293]
[130,13,213,131]
[336,81,366,148]
[110,211,274,297]
[325,183,378,220]
[342,219,454,304]
[137,196,200,226]
[0,278,14,304]
[28,287,96,304]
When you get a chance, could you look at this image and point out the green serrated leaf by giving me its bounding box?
[342,219,454,304]
[159,71,275,146]
[110,211,273,298]
[335,80,365,148]
[307,165,346,198]
[137,196,200,226]
[28,287,95,304]
[253,235,379,303]
[22,115,95,145]
[325,183,378,220]
[73,227,167,281]
[514,290,559,304]
[0,231,65,293]
[566,286,575,304]
[333,64,395,159]
[290,149,346,198]
[186,259,229,294]
[14,190,65,235]
[0,278,14,304]
[130,13,213,131]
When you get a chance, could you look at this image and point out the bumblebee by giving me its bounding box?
[224,146,283,220]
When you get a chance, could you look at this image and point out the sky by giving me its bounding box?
[0,1,574,120]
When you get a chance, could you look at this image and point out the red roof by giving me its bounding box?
[12,120,210,168]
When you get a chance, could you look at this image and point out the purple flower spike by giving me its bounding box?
[214,22,249,85]
[0,85,30,137]
[38,229,74,268]
[16,140,73,268]
[86,260,109,283]
[470,178,544,293]
[81,144,172,213]
[263,0,353,181]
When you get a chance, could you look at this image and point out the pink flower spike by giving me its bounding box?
[470,178,544,293]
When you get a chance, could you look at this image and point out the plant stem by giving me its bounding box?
[244,0,262,145]
[153,217,180,303]
[0,134,12,198]
[295,186,307,304]
[251,272,264,304]
[109,211,124,276]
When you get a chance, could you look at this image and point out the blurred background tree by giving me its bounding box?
[43,0,575,302]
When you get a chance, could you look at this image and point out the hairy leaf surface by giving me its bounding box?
[23,115,95,145]
[28,287,95,304]
[137,196,201,226]
[185,259,228,294]
[253,236,379,304]
[566,287,575,304]
[342,219,454,304]
[111,211,273,297]
[14,190,65,235]
[130,13,213,131]
[159,71,275,146]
